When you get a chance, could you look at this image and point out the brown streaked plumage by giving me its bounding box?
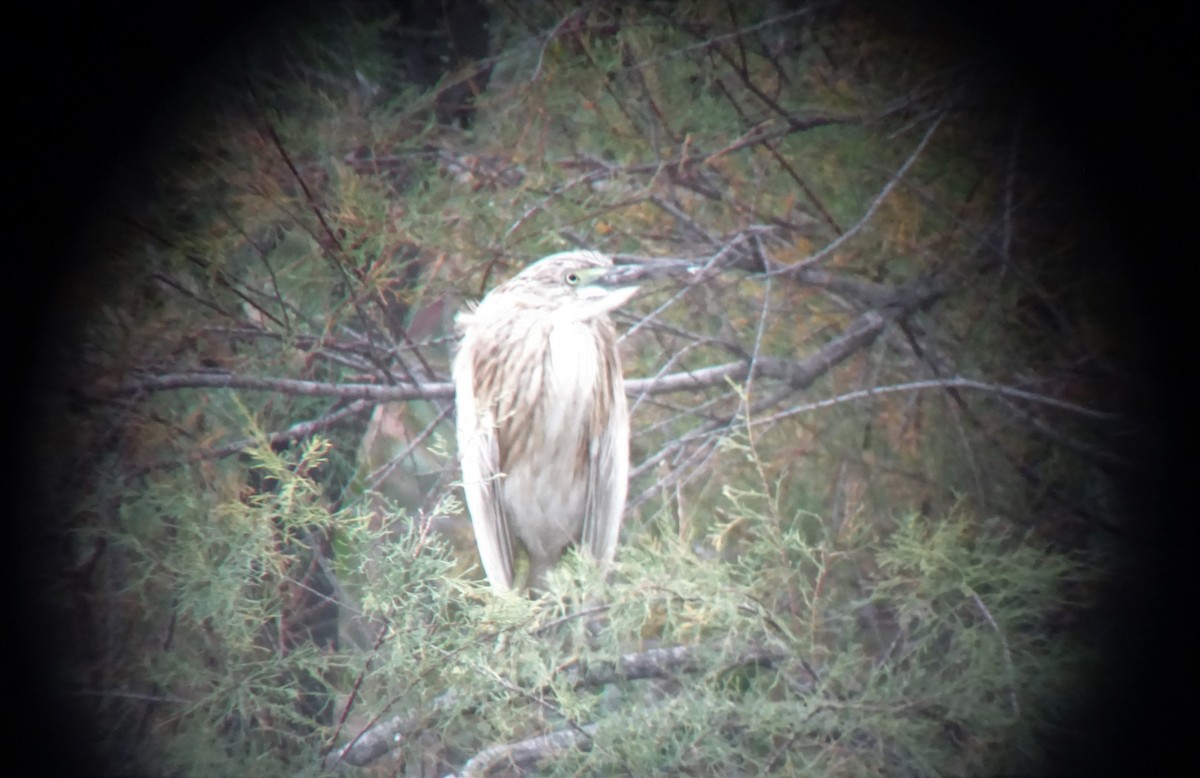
[453,250,639,592]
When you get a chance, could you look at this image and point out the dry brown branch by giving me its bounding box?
[129,399,375,477]
[457,723,598,777]
[111,315,1111,424]
[328,641,789,770]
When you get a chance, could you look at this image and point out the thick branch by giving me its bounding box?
[561,642,786,687]
[456,643,787,776]
[458,723,597,777]
[115,372,455,401]
[327,642,787,770]
[110,301,891,404]
[130,399,374,477]
[89,306,962,420]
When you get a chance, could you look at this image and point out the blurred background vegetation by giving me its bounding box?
[16,1,1176,776]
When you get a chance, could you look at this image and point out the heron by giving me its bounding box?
[453,250,639,592]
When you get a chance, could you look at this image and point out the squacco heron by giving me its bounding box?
[453,251,639,592]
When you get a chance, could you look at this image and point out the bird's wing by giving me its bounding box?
[581,376,630,567]
[455,347,516,592]
[461,418,515,590]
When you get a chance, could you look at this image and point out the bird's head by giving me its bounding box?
[491,250,640,321]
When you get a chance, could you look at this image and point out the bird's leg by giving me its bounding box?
[525,553,554,596]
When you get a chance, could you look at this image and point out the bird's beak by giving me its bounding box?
[575,266,637,294]
[594,264,645,287]
[597,259,697,286]
[574,267,640,316]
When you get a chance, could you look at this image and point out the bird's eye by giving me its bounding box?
[565,271,580,285]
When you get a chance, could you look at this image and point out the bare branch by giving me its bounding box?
[764,110,948,277]
[456,642,789,775]
[751,377,1119,428]
[363,403,455,493]
[113,372,455,401]
[328,641,788,771]
[130,399,374,477]
[110,331,1113,439]
[627,308,890,396]
[617,4,837,75]
[458,723,598,777]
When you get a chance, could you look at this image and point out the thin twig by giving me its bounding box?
[764,110,948,277]
[129,399,374,477]
[750,377,1118,426]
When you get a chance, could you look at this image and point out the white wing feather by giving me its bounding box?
[454,336,516,591]
[581,372,629,566]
